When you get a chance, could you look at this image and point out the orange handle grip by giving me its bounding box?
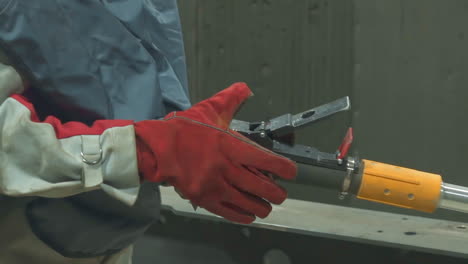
[357,160,442,213]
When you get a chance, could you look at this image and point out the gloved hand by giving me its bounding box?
[135,82,297,224]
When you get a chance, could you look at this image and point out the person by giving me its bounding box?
[0,1,297,263]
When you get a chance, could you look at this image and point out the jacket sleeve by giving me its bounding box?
[0,63,141,206]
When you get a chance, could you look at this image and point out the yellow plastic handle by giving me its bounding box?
[357,160,442,213]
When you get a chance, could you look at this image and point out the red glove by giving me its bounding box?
[135,83,297,224]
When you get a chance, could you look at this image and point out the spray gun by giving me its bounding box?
[230,97,468,214]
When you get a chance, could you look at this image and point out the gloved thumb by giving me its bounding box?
[190,82,253,129]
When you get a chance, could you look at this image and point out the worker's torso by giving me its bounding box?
[0,0,190,257]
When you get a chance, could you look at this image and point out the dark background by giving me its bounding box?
[134,1,468,263]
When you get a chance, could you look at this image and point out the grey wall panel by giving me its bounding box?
[352,0,468,221]
[178,0,353,132]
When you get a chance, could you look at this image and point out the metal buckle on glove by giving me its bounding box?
[80,135,103,165]
[81,149,103,165]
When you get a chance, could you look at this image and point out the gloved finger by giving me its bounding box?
[224,137,297,181]
[224,185,272,218]
[227,165,288,205]
[192,82,253,127]
[203,202,255,224]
